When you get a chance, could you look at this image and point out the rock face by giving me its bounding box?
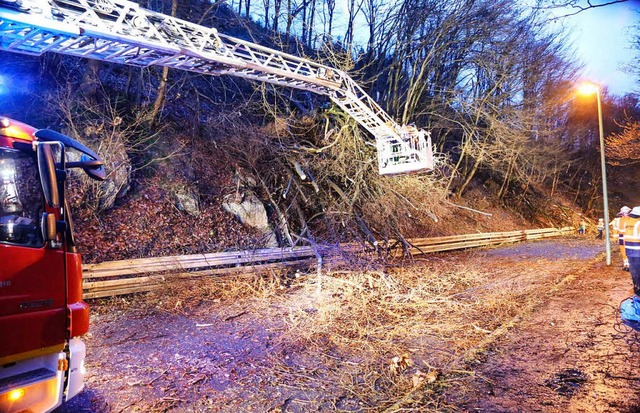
[223,190,278,247]
[67,138,131,212]
[96,145,131,211]
[172,186,201,217]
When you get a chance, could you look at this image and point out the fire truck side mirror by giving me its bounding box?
[78,154,106,181]
[34,129,107,181]
[41,212,57,242]
[36,142,60,208]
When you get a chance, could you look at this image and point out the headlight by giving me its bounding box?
[7,388,25,402]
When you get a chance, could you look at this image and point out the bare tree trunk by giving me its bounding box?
[498,157,515,200]
[457,154,482,196]
[301,0,307,45]
[585,183,600,213]
[148,0,178,126]
[262,0,270,28]
[344,0,360,52]
[285,0,293,43]
[551,167,559,197]
[325,0,335,40]
[308,0,316,47]
[273,0,281,31]
[363,0,378,59]
[255,173,294,246]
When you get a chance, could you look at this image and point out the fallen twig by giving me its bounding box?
[224,311,248,322]
[446,200,493,216]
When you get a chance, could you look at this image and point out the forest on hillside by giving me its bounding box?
[1,0,639,262]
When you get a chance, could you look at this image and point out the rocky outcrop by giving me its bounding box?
[223,190,278,247]
[172,185,201,217]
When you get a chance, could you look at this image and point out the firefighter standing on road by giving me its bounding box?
[596,218,605,239]
[623,206,640,296]
[578,219,587,235]
[610,206,632,271]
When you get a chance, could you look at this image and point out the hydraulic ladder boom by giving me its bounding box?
[0,0,433,175]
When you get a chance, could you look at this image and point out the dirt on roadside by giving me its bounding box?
[57,237,640,412]
[446,242,640,412]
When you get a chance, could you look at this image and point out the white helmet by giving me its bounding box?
[630,206,640,218]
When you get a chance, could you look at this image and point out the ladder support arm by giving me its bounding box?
[0,0,433,174]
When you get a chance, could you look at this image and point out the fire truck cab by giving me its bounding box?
[0,117,104,413]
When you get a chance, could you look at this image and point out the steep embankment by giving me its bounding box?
[72,159,544,264]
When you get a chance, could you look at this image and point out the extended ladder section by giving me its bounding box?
[0,0,433,175]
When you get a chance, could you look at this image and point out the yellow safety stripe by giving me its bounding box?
[0,343,65,365]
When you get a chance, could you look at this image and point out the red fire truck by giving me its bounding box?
[0,117,105,412]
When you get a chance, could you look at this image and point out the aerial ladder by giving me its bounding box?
[0,0,433,175]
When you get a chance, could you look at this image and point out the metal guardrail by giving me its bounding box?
[403,227,575,255]
[82,227,574,299]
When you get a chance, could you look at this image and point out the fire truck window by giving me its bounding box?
[0,149,44,247]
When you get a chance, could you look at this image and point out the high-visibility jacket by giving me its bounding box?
[612,215,631,243]
[624,218,640,258]
[615,215,631,264]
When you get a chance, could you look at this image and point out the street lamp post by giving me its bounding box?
[578,83,611,265]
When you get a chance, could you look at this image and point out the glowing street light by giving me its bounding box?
[577,82,599,96]
[578,82,611,265]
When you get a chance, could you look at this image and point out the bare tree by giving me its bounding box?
[536,0,630,17]
[606,114,640,166]
[300,0,308,45]
[362,0,383,59]
[148,0,178,126]
[323,0,336,40]
[285,0,293,42]
[299,0,318,47]
[628,20,640,92]
[355,0,583,207]
[343,0,363,53]
[307,0,317,47]
[273,0,282,31]
[262,0,270,28]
